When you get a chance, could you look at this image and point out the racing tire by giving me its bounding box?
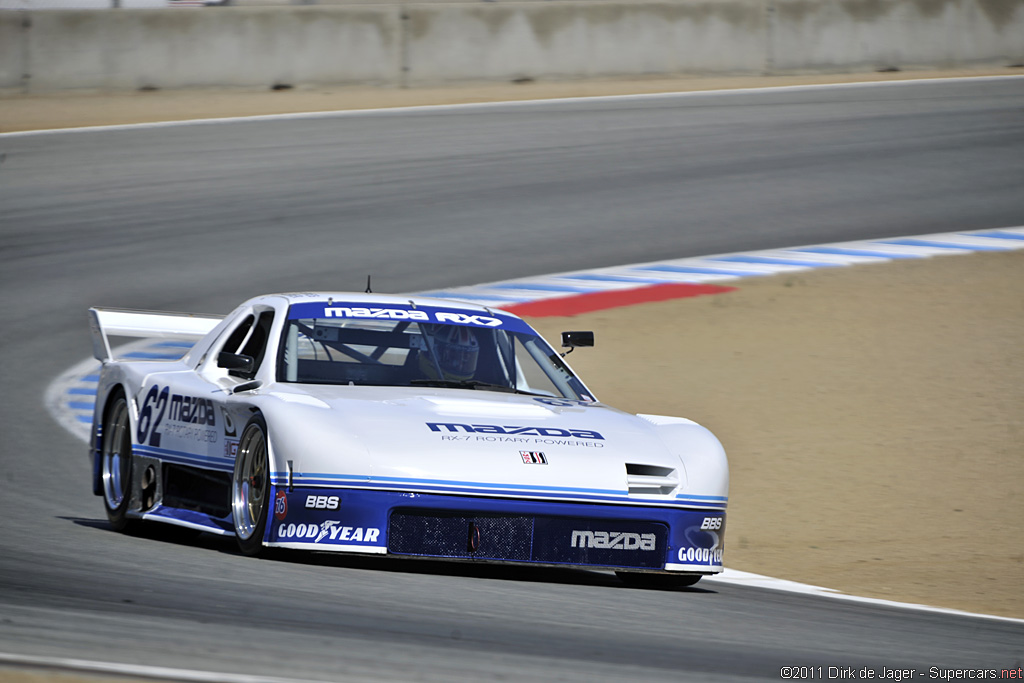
[101,392,135,532]
[616,571,703,589]
[231,414,270,557]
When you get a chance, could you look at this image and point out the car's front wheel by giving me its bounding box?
[232,414,270,556]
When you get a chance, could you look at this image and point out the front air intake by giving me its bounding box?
[625,463,679,496]
[388,509,667,569]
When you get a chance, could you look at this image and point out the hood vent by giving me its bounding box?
[625,463,679,496]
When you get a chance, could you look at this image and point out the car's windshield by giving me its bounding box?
[278,302,593,401]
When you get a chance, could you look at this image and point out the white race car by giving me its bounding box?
[89,293,728,585]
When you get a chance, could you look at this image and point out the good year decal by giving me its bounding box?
[276,521,381,544]
[270,489,383,547]
[675,515,725,567]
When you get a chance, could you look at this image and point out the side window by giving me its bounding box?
[222,315,255,355]
[514,341,561,398]
[240,311,275,372]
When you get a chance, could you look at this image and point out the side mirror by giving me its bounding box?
[561,331,594,348]
[218,352,255,379]
[561,331,594,352]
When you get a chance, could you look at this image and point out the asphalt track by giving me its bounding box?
[1,78,1023,681]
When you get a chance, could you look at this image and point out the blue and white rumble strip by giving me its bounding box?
[46,226,1024,442]
[420,227,1024,307]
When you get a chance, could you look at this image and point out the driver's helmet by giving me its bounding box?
[419,325,479,381]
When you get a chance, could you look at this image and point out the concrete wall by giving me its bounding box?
[6,7,398,89]
[0,12,27,88]
[770,0,1024,72]
[403,2,767,84]
[2,0,1022,92]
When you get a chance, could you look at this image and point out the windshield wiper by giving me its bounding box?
[409,379,545,396]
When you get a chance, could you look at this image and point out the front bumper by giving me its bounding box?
[266,486,725,573]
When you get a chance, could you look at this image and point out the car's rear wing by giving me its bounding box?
[88,307,224,362]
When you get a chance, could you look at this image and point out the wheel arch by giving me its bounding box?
[232,409,274,555]
[92,383,130,497]
[238,403,286,496]
[252,408,284,547]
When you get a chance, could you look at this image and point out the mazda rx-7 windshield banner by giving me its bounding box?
[287,302,533,334]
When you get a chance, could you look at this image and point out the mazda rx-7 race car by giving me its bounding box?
[89,293,727,586]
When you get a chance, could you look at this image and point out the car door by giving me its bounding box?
[136,306,277,478]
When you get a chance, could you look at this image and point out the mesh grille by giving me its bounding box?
[388,509,666,569]
[388,512,533,561]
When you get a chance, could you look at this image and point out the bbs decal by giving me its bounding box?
[305,495,340,510]
[136,385,216,447]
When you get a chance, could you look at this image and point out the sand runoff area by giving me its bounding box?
[2,71,1021,622]
[530,249,1023,619]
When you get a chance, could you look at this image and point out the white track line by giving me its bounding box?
[3,74,1022,139]
[0,652,323,683]
[705,569,1024,624]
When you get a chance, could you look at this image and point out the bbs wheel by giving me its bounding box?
[101,392,135,531]
[232,415,270,556]
[616,571,703,589]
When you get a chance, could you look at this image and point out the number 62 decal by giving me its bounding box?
[136,385,169,447]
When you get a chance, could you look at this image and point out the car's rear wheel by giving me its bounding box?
[232,415,270,556]
[616,571,703,589]
[101,393,134,531]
